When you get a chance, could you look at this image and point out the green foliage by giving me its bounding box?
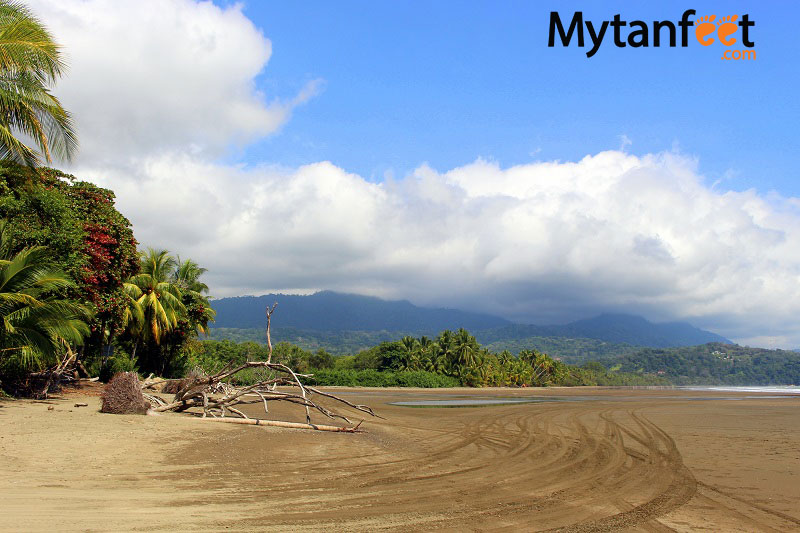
[119,249,216,377]
[349,348,381,370]
[0,166,216,380]
[188,327,667,388]
[612,343,800,385]
[476,316,729,350]
[306,369,460,388]
[207,326,409,355]
[97,348,138,383]
[0,235,90,381]
[0,1,77,166]
[205,327,800,386]
[208,326,646,363]
[482,335,643,364]
[309,349,335,369]
[0,163,138,365]
[124,249,186,345]
[582,361,607,373]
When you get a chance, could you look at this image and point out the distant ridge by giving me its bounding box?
[210,291,732,348]
[210,291,511,332]
[477,313,732,348]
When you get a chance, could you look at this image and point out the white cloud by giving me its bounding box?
[26,1,800,347]
[30,0,318,164]
[79,150,800,347]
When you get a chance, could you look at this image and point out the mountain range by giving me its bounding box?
[210,291,510,332]
[476,314,732,348]
[210,291,731,348]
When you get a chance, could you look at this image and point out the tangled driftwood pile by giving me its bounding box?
[24,346,94,399]
[109,303,381,432]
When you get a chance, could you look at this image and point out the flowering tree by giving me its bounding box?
[0,163,139,366]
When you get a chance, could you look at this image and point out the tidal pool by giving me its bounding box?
[389,397,564,407]
[388,389,800,407]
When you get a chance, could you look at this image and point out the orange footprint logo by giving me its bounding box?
[695,15,716,45]
[716,15,739,46]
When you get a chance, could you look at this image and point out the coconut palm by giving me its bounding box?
[0,240,90,370]
[172,258,209,294]
[531,351,555,385]
[0,1,77,166]
[397,335,420,370]
[123,249,185,345]
[171,257,215,335]
[434,330,456,374]
[453,328,480,374]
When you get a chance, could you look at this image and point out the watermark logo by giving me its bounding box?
[548,9,755,60]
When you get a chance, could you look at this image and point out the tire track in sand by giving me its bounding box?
[166,396,790,531]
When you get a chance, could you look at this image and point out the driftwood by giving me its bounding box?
[140,304,381,432]
[145,360,380,430]
[265,302,277,363]
[198,417,364,433]
[27,346,80,399]
[25,346,98,398]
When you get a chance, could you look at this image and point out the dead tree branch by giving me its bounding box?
[265,302,277,363]
[137,305,379,432]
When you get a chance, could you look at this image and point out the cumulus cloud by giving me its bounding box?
[29,0,318,164]
[26,1,800,347]
[80,151,800,347]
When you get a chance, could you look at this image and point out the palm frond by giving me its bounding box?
[0,1,76,166]
[0,237,89,371]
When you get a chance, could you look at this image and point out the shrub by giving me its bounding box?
[307,369,459,388]
[97,349,138,383]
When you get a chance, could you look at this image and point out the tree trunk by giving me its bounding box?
[198,417,362,432]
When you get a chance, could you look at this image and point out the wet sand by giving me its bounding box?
[1,387,798,531]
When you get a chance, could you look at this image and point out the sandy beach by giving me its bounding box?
[1,386,798,532]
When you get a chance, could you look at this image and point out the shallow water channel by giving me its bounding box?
[389,397,565,407]
[386,387,800,408]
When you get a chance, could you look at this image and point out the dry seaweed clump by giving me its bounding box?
[101,372,150,414]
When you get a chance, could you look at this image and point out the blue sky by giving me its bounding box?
[36,0,800,346]
[228,1,798,195]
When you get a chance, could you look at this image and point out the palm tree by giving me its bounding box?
[172,257,215,335]
[123,249,185,345]
[435,330,455,374]
[398,335,420,371]
[0,1,77,166]
[531,351,554,385]
[173,258,209,294]
[453,328,480,374]
[0,238,89,370]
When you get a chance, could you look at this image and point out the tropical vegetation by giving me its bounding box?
[115,249,215,378]
[610,343,800,385]
[0,222,90,390]
[0,1,796,394]
[0,0,219,392]
[187,331,668,389]
[0,162,214,387]
[0,172,216,389]
[0,0,77,166]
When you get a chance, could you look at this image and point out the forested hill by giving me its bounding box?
[211,292,732,351]
[210,291,512,332]
[610,343,800,385]
[478,313,731,349]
